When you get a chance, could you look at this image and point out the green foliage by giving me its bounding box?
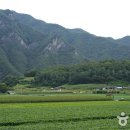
[34,60,130,87]
[3,75,19,87]
[109,80,129,86]
[0,83,8,93]
[24,70,37,77]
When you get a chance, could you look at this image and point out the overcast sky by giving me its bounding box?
[0,0,130,39]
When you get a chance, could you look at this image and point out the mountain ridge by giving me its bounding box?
[0,9,130,79]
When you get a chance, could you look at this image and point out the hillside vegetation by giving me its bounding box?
[0,9,130,79]
[34,60,130,87]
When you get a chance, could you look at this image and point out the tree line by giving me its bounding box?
[33,60,130,87]
[1,60,130,92]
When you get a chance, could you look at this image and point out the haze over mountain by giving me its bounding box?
[0,9,130,79]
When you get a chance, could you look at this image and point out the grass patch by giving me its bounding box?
[61,84,107,90]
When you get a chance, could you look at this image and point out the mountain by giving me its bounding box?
[0,9,130,79]
[116,36,130,46]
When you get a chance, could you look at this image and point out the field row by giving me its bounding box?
[0,101,130,129]
[0,94,112,103]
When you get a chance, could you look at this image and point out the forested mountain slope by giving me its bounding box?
[0,9,130,79]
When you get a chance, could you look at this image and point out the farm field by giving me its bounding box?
[0,93,130,104]
[0,94,112,103]
[0,101,130,130]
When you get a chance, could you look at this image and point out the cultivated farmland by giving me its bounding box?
[0,100,130,130]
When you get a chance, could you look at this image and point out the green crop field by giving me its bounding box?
[0,100,130,130]
[0,94,112,103]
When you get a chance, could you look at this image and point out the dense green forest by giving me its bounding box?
[1,60,130,93]
[33,60,130,87]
